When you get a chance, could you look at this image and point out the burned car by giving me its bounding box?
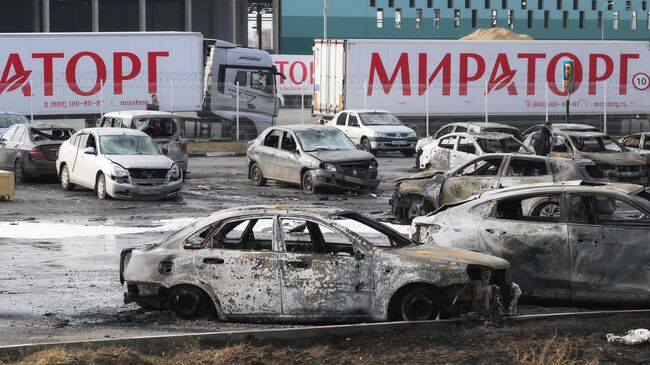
[391,154,605,223]
[247,125,379,194]
[620,133,650,156]
[120,205,513,322]
[411,181,650,305]
[418,132,532,170]
[522,130,649,185]
[522,123,599,139]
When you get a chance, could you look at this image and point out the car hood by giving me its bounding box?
[363,125,415,134]
[577,151,647,166]
[307,149,375,163]
[394,169,446,182]
[395,244,510,270]
[104,154,174,169]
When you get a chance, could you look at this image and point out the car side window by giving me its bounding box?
[280,132,297,152]
[435,126,454,139]
[76,134,88,148]
[112,118,123,128]
[211,218,275,251]
[644,137,650,151]
[347,114,359,127]
[586,196,650,226]
[622,136,640,149]
[506,159,549,177]
[457,136,477,154]
[551,136,571,153]
[457,157,503,176]
[86,134,97,150]
[263,129,282,148]
[455,126,467,133]
[493,194,561,223]
[280,218,357,256]
[1,126,16,142]
[438,136,456,150]
[12,127,25,142]
[335,113,347,126]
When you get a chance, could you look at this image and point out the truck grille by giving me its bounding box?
[129,169,168,179]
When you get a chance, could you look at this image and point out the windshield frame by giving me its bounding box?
[568,135,626,153]
[330,212,419,249]
[98,134,162,156]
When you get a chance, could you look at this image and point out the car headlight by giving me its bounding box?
[110,164,129,178]
[322,162,337,172]
[369,160,378,170]
[407,131,417,138]
[170,164,181,180]
[373,131,386,138]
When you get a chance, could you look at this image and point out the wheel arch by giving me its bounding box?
[386,281,441,321]
[166,281,224,320]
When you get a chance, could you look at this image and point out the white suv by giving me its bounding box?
[327,110,417,156]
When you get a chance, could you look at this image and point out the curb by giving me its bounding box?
[2,309,649,351]
[189,152,247,157]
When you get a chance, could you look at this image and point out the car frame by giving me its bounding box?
[522,123,600,139]
[620,133,650,156]
[120,205,513,322]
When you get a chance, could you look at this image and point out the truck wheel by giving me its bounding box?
[361,138,377,155]
[250,162,267,186]
[302,170,318,194]
[60,164,75,191]
[400,286,442,321]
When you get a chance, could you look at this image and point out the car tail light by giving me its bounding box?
[28,148,48,161]
[180,142,188,154]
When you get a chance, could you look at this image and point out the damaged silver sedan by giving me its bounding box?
[120,205,514,322]
[411,181,650,305]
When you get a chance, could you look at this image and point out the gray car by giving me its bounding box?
[120,205,513,322]
[411,181,650,305]
[0,123,75,182]
[0,111,30,135]
[247,125,380,194]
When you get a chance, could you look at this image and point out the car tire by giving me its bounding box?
[302,170,318,194]
[361,138,377,156]
[60,164,75,191]
[96,173,108,200]
[398,195,434,224]
[402,149,415,157]
[400,286,442,321]
[250,162,267,186]
[414,150,422,169]
[532,201,560,218]
[13,159,25,183]
[169,285,207,320]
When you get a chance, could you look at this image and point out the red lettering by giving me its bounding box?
[310,61,314,84]
[275,60,288,84]
[289,61,307,84]
[367,52,411,96]
[33,53,63,96]
[619,53,640,95]
[487,53,518,95]
[517,53,545,95]
[0,53,32,96]
[587,54,613,95]
[65,52,107,96]
[418,53,451,96]
[147,51,169,94]
[113,52,142,94]
[546,52,583,96]
[459,53,485,96]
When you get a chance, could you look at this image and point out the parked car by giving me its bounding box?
[247,125,380,194]
[56,128,182,200]
[418,132,532,170]
[620,133,650,156]
[0,123,75,183]
[98,110,188,174]
[120,205,513,322]
[522,123,599,139]
[522,130,649,185]
[415,122,523,168]
[326,110,417,156]
[391,153,605,223]
[0,111,29,135]
[411,181,650,305]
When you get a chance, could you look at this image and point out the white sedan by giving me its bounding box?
[56,128,182,200]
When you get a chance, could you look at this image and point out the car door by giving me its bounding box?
[256,129,284,180]
[497,156,554,188]
[439,156,505,206]
[274,131,301,184]
[449,135,477,168]
[478,192,571,300]
[0,126,17,170]
[567,193,650,302]
[6,126,27,171]
[278,217,372,317]
[424,135,456,170]
[333,112,348,135]
[346,113,362,144]
[74,132,100,187]
[192,216,282,316]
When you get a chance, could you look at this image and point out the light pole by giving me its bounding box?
[323,0,329,39]
[602,0,615,41]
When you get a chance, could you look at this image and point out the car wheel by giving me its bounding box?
[400,287,442,321]
[414,150,422,169]
[169,285,206,320]
[532,201,560,218]
[404,196,434,223]
[60,164,75,191]
[302,170,318,194]
[361,138,377,156]
[402,149,415,157]
[250,162,267,186]
[96,173,108,200]
[13,159,25,183]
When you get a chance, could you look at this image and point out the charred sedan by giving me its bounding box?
[392,154,605,223]
[411,181,650,305]
[120,205,512,322]
[248,125,380,194]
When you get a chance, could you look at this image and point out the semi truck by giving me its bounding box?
[313,39,650,136]
[0,32,280,137]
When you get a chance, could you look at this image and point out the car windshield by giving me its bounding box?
[569,135,624,152]
[0,114,29,128]
[477,137,529,153]
[99,135,161,155]
[296,129,356,151]
[358,112,403,126]
[31,128,75,142]
[331,213,417,249]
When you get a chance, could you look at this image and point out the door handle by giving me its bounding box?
[485,229,494,234]
[286,260,310,269]
[203,257,224,265]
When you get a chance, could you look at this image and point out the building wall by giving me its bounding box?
[280,0,650,54]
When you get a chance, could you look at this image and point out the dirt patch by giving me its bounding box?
[188,140,248,154]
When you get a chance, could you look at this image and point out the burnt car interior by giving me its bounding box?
[506,159,548,177]
[458,158,502,176]
[31,128,74,142]
[572,195,650,226]
[264,130,281,148]
[493,194,561,222]
[280,218,358,256]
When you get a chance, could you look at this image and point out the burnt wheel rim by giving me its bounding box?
[539,203,560,217]
[171,287,202,318]
[252,165,261,182]
[14,160,23,183]
[304,174,314,192]
[401,289,439,321]
[61,167,69,188]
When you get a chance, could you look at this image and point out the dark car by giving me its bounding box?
[0,123,75,182]
[0,112,30,135]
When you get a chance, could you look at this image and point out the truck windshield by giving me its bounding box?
[359,112,403,126]
[0,114,29,128]
[296,129,356,151]
[250,70,275,95]
[99,135,161,155]
[134,117,179,139]
[569,135,624,153]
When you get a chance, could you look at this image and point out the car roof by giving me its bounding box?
[554,130,610,137]
[478,181,645,200]
[442,131,517,140]
[79,127,148,136]
[272,124,339,132]
[102,110,179,118]
[443,122,519,130]
[340,110,391,114]
[544,123,599,131]
[208,205,351,220]
[28,122,74,129]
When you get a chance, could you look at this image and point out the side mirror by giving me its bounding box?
[84,147,96,155]
[161,147,169,155]
[356,144,363,150]
[291,150,300,157]
[354,251,365,261]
